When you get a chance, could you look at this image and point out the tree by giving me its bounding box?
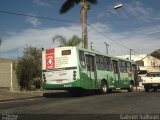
[53,34,82,47]
[60,0,97,48]
[15,46,42,90]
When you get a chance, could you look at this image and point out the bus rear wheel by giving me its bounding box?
[101,81,108,94]
[128,83,133,92]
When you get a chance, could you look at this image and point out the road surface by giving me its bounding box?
[0,91,160,120]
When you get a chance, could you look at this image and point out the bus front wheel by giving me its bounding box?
[101,81,108,94]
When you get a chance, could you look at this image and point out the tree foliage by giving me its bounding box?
[15,46,42,90]
[59,0,97,48]
[53,34,82,47]
[60,0,97,14]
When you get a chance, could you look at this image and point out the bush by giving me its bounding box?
[15,45,42,91]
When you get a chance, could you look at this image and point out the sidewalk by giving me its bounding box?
[0,89,68,102]
[133,86,144,92]
[0,89,45,102]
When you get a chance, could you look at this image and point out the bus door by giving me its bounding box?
[112,60,121,88]
[86,54,97,89]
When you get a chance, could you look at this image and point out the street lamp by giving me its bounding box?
[114,3,123,9]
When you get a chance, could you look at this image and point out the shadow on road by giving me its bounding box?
[43,91,73,98]
[42,90,126,98]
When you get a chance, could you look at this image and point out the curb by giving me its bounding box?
[0,96,43,102]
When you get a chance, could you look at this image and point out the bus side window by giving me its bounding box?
[120,60,126,73]
[126,62,131,73]
[108,58,112,71]
[104,57,112,71]
[86,55,95,71]
[96,55,105,70]
[79,51,86,69]
[104,57,107,70]
[112,61,118,74]
[96,55,100,70]
[100,56,104,70]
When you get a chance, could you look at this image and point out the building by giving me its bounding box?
[117,54,160,89]
[117,54,160,72]
[0,58,19,91]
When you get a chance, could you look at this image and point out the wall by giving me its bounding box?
[0,59,19,91]
[0,63,11,89]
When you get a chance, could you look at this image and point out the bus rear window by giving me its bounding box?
[62,50,71,55]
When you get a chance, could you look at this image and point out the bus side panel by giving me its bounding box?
[79,67,91,89]
[78,62,97,90]
[120,73,132,88]
[106,71,116,89]
[96,70,115,89]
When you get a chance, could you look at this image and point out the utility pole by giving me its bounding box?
[90,42,94,51]
[80,3,123,49]
[130,49,132,60]
[104,42,109,54]
[81,0,88,49]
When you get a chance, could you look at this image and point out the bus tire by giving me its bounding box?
[128,83,133,92]
[101,81,108,94]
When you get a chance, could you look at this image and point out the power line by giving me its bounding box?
[87,24,143,54]
[0,10,81,24]
[88,24,130,50]
[0,10,141,54]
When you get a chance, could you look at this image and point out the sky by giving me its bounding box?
[0,0,160,59]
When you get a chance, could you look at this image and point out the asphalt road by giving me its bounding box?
[0,91,160,119]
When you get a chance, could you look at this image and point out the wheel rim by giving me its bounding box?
[130,84,133,89]
[102,84,107,93]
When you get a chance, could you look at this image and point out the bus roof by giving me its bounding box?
[77,47,136,64]
[46,46,136,64]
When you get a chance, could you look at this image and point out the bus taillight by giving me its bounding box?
[73,71,76,80]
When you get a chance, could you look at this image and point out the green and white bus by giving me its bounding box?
[42,46,138,95]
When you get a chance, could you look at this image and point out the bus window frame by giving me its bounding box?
[79,51,86,69]
[120,60,126,73]
[96,55,105,70]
